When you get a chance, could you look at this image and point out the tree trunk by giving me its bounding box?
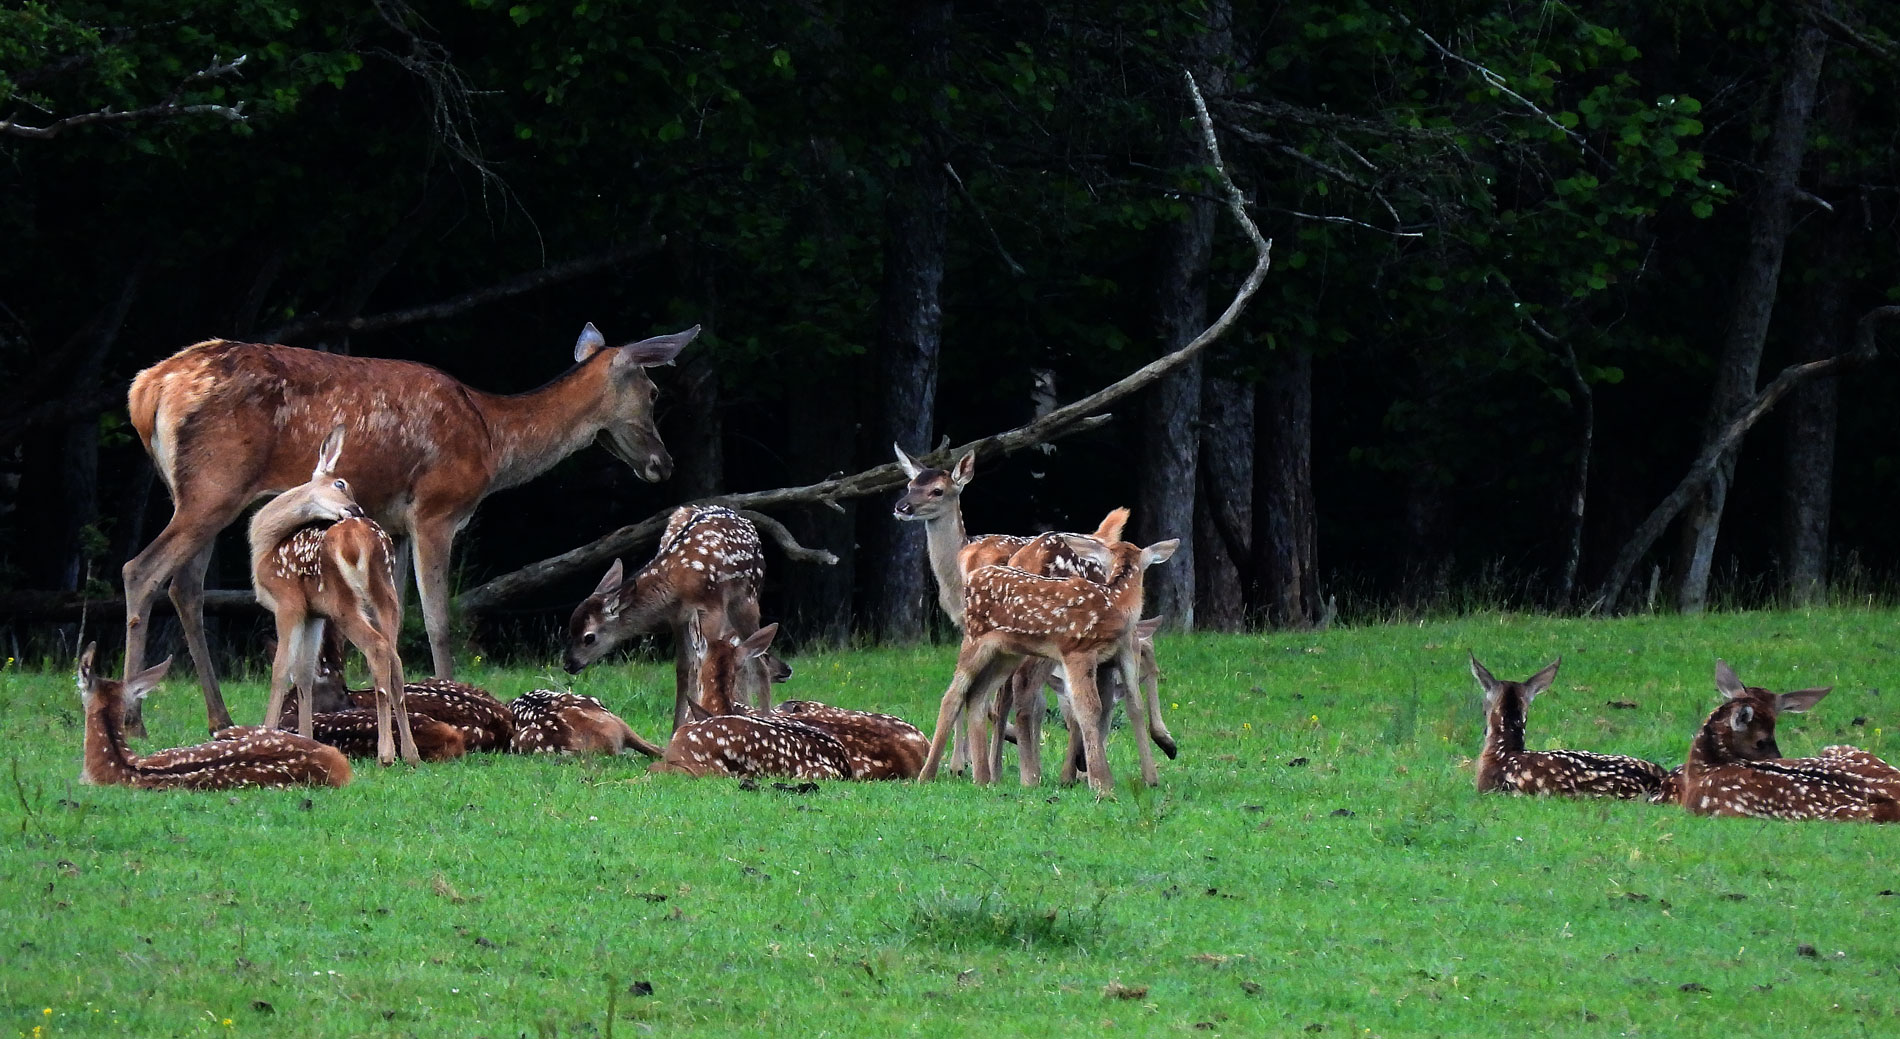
[1139,0,1231,631]
[671,349,725,501]
[1195,369,1252,631]
[1253,346,1319,627]
[1780,242,1852,604]
[1554,342,1594,608]
[1672,21,1829,612]
[785,373,859,649]
[868,0,951,643]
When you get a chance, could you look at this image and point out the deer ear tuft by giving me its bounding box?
[1524,657,1561,699]
[1468,653,1498,694]
[1714,659,1748,699]
[893,443,924,479]
[1728,703,1755,730]
[574,322,607,363]
[951,451,977,487]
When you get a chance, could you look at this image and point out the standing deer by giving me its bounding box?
[919,535,1178,795]
[650,618,853,780]
[250,429,417,766]
[1468,654,1666,799]
[564,504,768,731]
[120,321,697,735]
[1676,660,1899,822]
[77,644,351,791]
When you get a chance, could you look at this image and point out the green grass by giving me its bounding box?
[4,607,1900,1037]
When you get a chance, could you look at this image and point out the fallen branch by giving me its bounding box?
[1,55,248,140]
[1592,305,1899,612]
[452,70,1272,618]
[739,511,839,565]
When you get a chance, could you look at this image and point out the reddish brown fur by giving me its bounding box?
[268,702,468,763]
[77,645,350,791]
[301,627,515,752]
[772,701,927,780]
[920,535,1177,795]
[1469,654,1665,799]
[564,505,769,731]
[508,691,664,756]
[651,619,854,780]
[119,324,695,734]
[1678,661,1899,822]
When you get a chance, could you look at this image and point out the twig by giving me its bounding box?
[738,511,839,565]
[1,55,248,140]
[944,162,1026,277]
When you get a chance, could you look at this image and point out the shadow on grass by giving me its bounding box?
[905,891,1107,951]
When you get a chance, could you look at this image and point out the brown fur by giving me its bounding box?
[119,324,695,735]
[1469,654,1665,799]
[77,645,350,791]
[508,691,663,756]
[651,619,854,780]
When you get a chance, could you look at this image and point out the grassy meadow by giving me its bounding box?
[3,606,1899,1037]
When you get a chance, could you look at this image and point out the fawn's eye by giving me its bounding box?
[583,632,597,646]
[333,479,346,490]
[930,488,944,497]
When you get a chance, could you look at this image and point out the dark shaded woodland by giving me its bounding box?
[2,1,1897,665]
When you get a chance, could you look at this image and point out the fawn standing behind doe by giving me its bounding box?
[250,428,417,766]
[1469,654,1666,799]
[1677,661,1900,822]
[77,644,351,791]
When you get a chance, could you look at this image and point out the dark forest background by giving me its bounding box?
[2,0,1897,666]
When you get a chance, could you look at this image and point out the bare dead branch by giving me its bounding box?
[944,162,1027,277]
[738,511,839,565]
[1801,2,1898,62]
[1592,305,1899,612]
[1,55,248,140]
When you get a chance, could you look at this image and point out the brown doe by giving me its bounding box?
[121,321,696,734]
[250,429,417,766]
[650,619,853,780]
[1676,660,1899,822]
[77,644,351,791]
[565,504,768,731]
[1468,654,1666,799]
[920,535,1178,795]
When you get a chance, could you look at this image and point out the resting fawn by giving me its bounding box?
[1470,654,1666,799]
[1676,660,1899,822]
[250,428,417,766]
[296,625,516,752]
[651,618,853,780]
[508,691,664,756]
[78,644,350,790]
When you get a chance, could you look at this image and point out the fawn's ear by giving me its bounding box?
[1141,539,1180,567]
[1136,616,1165,640]
[685,609,710,661]
[1728,703,1756,730]
[1523,657,1561,700]
[951,450,977,488]
[1714,660,1748,699]
[1468,653,1498,694]
[1777,687,1832,714]
[740,623,780,660]
[574,322,608,363]
[592,559,626,604]
[125,657,173,701]
[893,443,924,479]
[75,642,99,693]
[1092,507,1131,543]
[314,425,346,478]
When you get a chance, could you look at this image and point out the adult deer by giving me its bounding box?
[920,534,1177,795]
[120,321,697,735]
[250,428,418,766]
[1676,660,1899,822]
[564,504,768,731]
[1467,654,1666,799]
[77,644,351,791]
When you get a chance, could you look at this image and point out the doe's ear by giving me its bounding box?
[1523,657,1561,700]
[1714,660,1748,699]
[574,322,608,363]
[951,450,977,488]
[613,325,699,369]
[1468,653,1498,694]
[1777,686,1832,714]
[125,656,173,701]
[893,443,924,479]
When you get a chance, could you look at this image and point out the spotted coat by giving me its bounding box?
[1471,655,1666,800]
[653,714,853,780]
[264,703,467,762]
[1679,674,1900,822]
[772,700,928,780]
[303,627,515,750]
[508,690,663,756]
[270,520,396,588]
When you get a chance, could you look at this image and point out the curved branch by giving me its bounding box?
[739,511,839,565]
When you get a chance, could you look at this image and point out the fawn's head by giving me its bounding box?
[289,427,365,523]
[892,445,975,522]
[1699,659,1831,763]
[1468,654,1560,718]
[687,611,781,716]
[564,558,629,673]
[1102,538,1179,597]
[76,642,172,718]
[574,322,698,483]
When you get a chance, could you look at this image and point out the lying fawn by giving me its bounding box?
[651,620,853,780]
[565,504,770,730]
[1470,654,1666,799]
[271,699,469,763]
[921,534,1178,794]
[78,644,351,790]
[296,625,515,752]
[508,691,665,756]
[1677,661,1899,822]
[250,429,417,766]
